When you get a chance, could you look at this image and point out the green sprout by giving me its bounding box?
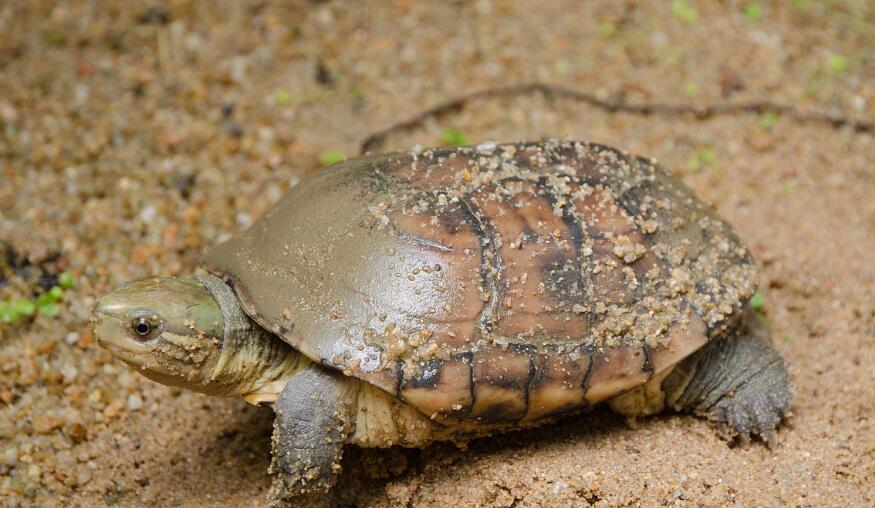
[273,89,292,105]
[759,112,779,129]
[0,273,75,325]
[554,59,570,74]
[59,271,75,289]
[683,82,700,98]
[671,0,699,23]
[827,54,849,74]
[743,3,763,21]
[749,291,766,311]
[0,302,17,324]
[440,128,469,147]
[686,147,717,172]
[35,286,63,316]
[38,302,60,317]
[12,299,35,317]
[599,22,618,38]
[318,151,346,166]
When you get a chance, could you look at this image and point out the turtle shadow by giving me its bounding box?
[325,406,643,507]
[164,402,677,506]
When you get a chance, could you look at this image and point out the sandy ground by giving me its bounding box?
[1,1,874,506]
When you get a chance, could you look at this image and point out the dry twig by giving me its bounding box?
[360,82,873,154]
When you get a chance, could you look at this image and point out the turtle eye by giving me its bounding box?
[129,316,161,341]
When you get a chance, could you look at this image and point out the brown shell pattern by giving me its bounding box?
[205,140,757,424]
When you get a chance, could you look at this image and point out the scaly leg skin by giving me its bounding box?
[662,313,792,446]
[268,363,355,506]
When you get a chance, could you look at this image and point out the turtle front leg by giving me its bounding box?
[268,363,355,505]
[662,313,792,445]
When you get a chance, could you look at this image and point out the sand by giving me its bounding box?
[1,1,873,506]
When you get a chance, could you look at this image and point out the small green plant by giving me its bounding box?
[59,271,75,289]
[749,291,766,311]
[671,0,699,23]
[554,59,570,74]
[827,53,849,74]
[273,89,292,105]
[440,128,469,147]
[599,22,618,38]
[683,82,700,98]
[759,112,780,129]
[0,271,74,324]
[686,147,717,172]
[318,151,346,165]
[743,3,764,21]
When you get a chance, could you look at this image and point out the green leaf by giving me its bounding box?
[273,89,292,105]
[759,112,779,128]
[599,22,618,38]
[38,302,60,317]
[36,292,55,307]
[11,299,36,316]
[699,147,716,166]
[49,286,64,301]
[743,3,763,21]
[683,82,700,97]
[58,271,75,289]
[671,0,699,23]
[827,54,848,74]
[440,128,469,147]
[318,151,346,166]
[0,303,18,324]
[749,291,766,311]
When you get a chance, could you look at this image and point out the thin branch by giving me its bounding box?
[360,82,873,154]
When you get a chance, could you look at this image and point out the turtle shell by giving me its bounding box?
[204,140,757,423]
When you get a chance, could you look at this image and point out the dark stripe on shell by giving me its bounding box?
[510,343,538,421]
[642,345,654,374]
[580,348,595,395]
[536,175,593,326]
[458,195,501,335]
[396,359,405,396]
[463,351,476,414]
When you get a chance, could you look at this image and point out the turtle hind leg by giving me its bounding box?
[268,363,355,506]
[662,314,792,446]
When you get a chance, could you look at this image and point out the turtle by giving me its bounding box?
[92,140,791,504]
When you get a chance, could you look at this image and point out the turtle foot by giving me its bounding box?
[663,313,792,446]
[267,363,354,506]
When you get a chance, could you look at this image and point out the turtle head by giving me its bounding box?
[92,277,227,393]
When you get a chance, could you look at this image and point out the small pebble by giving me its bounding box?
[2,447,17,467]
[61,364,78,383]
[126,394,144,411]
[76,469,93,485]
[26,464,41,479]
[138,205,158,223]
[65,332,80,345]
